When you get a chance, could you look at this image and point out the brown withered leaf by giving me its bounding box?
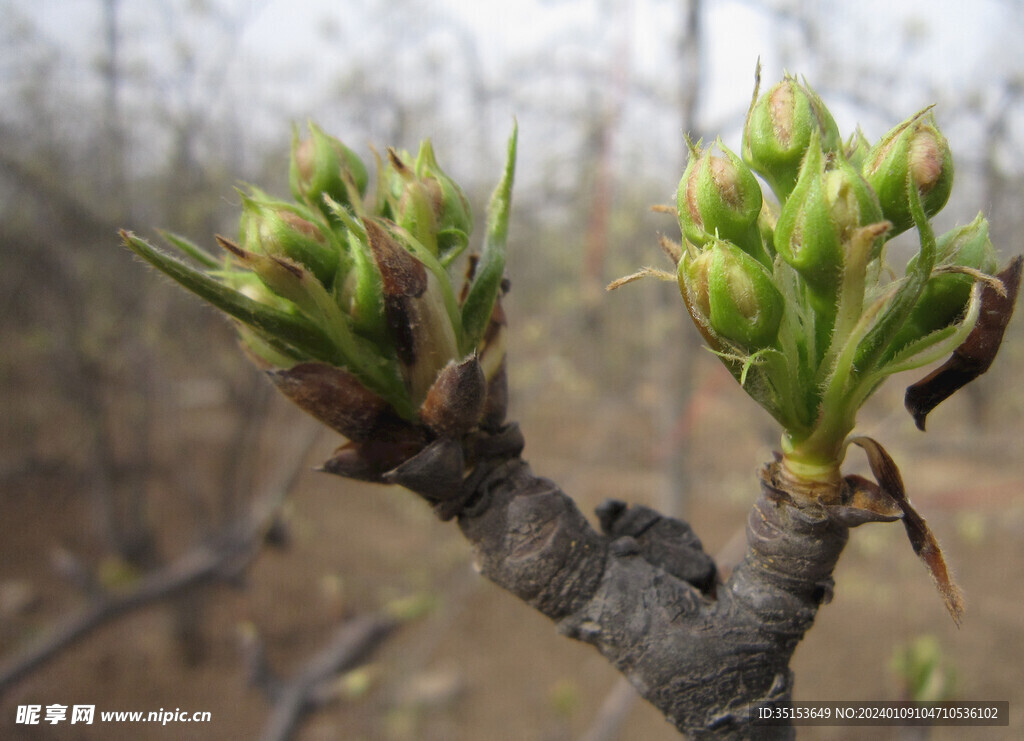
[824,474,903,527]
[905,256,1022,430]
[849,436,965,626]
[215,234,249,260]
[216,234,306,280]
[387,147,412,176]
[364,219,428,299]
[459,253,480,300]
[269,362,397,442]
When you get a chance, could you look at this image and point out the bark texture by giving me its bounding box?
[347,424,895,739]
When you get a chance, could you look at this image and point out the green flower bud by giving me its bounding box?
[863,110,953,236]
[415,139,474,262]
[774,135,884,297]
[826,151,886,258]
[289,122,369,214]
[709,240,784,349]
[742,74,842,202]
[386,148,440,257]
[333,227,387,344]
[681,240,783,350]
[677,140,769,265]
[772,136,839,295]
[935,212,998,274]
[239,192,340,286]
[886,214,998,355]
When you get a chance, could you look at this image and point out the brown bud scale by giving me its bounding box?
[420,356,486,438]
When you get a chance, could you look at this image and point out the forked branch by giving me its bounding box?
[332,424,903,739]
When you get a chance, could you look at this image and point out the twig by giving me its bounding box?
[257,614,399,741]
[577,676,639,741]
[0,513,262,694]
[0,423,322,695]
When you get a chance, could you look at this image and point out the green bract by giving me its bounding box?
[123,125,518,443]
[637,72,1012,493]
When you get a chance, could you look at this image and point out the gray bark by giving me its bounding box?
[369,424,884,739]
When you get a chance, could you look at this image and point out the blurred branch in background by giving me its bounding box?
[0,421,321,694]
[245,613,400,741]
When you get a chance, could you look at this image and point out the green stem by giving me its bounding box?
[823,223,885,378]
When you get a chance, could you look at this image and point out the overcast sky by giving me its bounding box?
[7,0,1023,207]
[16,0,1019,120]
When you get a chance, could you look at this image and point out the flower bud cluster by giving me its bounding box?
[124,124,518,481]
[660,70,1005,481]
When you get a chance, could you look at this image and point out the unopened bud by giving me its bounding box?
[774,135,884,298]
[887,214,998,355]
[863,110,953,236]
[239,192,340,285]
[772,135,838,296]
[415,139,474,262]
[677,247,713,332]
[826,152,886,257]
[681,240,783,350]
[708,239,784,349]
[677,140,769,265]
[935,212,998,274]
[742,74,842,202]
[290,123,368,215]
[387,149,440,256]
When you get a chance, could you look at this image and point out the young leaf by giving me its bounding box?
[462,124,517,353]
[155,229,222,269]
[121,230,342,365]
